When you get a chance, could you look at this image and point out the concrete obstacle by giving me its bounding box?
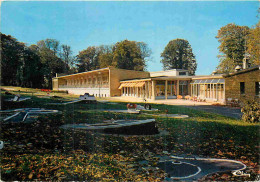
[144,113,189,118]
[48,93,96,105]
[5,94,31,102]
[60,119,159,135]
[141,155,248,181]
[1,108,60,123]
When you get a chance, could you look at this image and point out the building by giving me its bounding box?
[224,65,260,102]
[52,67,149,97]
[53,65,260,104]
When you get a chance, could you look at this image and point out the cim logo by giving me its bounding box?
[0,141,3,149]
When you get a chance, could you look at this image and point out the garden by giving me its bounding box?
[0,87,259,181]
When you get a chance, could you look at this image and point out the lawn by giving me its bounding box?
[0,86,259,181]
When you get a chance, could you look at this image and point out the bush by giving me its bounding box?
[241,100,260,123]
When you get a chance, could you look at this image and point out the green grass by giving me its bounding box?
[0,86,259,181]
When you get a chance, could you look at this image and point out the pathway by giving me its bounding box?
[100,97,242,119]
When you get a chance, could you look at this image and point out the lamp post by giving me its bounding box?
[98,72,101,97]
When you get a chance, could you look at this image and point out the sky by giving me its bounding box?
[1,0,259,75]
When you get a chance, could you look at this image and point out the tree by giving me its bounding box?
[98,45,114,68]
[216,23,250,73]
[247,20,260,65]
[61,44,73,73]
[112,40,151,71]
[76,46,100,72]
[36,39,64,88]
[1,33,45,88]
[161,39,197,75]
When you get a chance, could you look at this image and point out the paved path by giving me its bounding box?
[98,97,242,119]
[183,105,242,119]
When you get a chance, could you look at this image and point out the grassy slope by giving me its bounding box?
[0,86,259,181]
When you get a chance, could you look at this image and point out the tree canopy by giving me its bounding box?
[216,23,250,73]
[247,20,260,65]
[76,40,151,72]
[1,33,76,88]
[160,39,197,75]
[112,40,150,71]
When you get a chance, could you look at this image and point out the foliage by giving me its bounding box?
[1,33,44,88]
[76,40,151,72]
[1,87,259,181]
[216,23,250,73]
[76,46,101,72]
[1,33,76,88]
[241,99,260,123]
[60,44,74,73]
[247,20,260,65]
[160,39,197,75]
[113,40,150,71]
[98,45,114,68]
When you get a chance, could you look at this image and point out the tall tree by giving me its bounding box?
[61,44,73,73]
[247,20,260,65]
[112,40,151,71]
[98,45,114,68]
[216,23,250,73]
[161,39,197,75]
[1,33,24,85]
[76,46,100,72]
[36,39,64,88]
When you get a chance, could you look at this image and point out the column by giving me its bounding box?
[176,80,179,96]
[152,80,156,100]
[223,83,225,102]
[216,84,218,101]
[210,84,212,99]
[170,81,173,96]
[191,84,193,97]
[145,82,148,99]
[165,80,168,100]
[213,84,215,99]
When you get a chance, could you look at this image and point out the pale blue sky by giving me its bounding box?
[1,1,259,75]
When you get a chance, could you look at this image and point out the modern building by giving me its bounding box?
[52,67,149,97]
[53,65,260,104]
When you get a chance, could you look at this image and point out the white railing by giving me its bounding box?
[59,84,109,88]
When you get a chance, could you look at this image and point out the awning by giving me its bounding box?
[118,83,127,89]
[119,82,146,89]
[191,79,225,84]
[135,82,145,87]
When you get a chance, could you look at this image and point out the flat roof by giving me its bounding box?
[56,67,110,79]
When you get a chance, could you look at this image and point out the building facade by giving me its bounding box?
[224,66,260,102]
[52,67,149,97]
[53,65,260,104]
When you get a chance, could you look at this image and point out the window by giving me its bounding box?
[179,72,187,76]
[240,82,245,94]
[256,82,260,96]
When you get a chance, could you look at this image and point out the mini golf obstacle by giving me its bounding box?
[154,155,248,181]
[1,108,60,123]
[60,119,159,135]
[92,103,158,114]
[144,113,189,118]
[5,95,31,102]
[136,104,159,111]
[48,93,96,105]
[97,109,140,114]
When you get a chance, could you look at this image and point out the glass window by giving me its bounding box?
[240,82,245,94]
[179,72,187,76]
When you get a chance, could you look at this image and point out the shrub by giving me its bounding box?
[241,100,260,123]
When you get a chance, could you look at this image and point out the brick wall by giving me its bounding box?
[109,67,150,97]
[225,69,260,102]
